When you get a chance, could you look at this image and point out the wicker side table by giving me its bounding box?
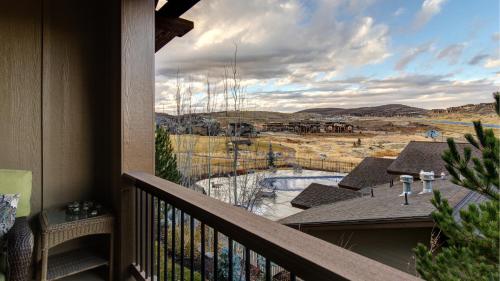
[38,208,114,281]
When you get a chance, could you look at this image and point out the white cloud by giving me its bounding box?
[156,0,390,81]
[246,75,498,112]
[484,58,500,68]
[413,0,447,30]
[155,72,498,113]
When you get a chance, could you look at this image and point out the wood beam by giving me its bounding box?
[155,16,193,52]
[156,0,199,18]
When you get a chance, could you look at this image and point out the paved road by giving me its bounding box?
[427,120,500,129]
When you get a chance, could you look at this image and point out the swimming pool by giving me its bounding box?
[196,169,346,221]
[259,175,344,191]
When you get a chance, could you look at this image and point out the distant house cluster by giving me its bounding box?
[156,113,257,137]
[263,121,354,134]
[280,141,485,275]
[430,102,495,115]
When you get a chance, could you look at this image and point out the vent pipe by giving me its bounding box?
[400,175,413,196]
[419,171,435,194]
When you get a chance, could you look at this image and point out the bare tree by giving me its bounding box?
[172,73,200,188]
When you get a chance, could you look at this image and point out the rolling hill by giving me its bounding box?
[296,104,428,117]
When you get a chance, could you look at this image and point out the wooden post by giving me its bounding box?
[117,0,155,280]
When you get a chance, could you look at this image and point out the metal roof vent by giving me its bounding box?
[419,171,435,194]
[400,175,413,196]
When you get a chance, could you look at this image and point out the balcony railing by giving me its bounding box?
[124,172,420,281]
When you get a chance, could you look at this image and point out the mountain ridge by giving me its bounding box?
[296,104,428,117]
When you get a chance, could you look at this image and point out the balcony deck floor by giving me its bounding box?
[57,268,107,281]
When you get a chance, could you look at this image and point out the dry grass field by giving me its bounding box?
[169,113,499,165]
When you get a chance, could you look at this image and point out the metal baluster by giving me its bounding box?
[145,192,149,277]
[201,223,206,281]
[157,198,161,280]
[245,248,250,281]
[171,207,176,281]
[190,216,194,281]
[164,203,168,281]
[135,187,138,265]
[151,195,155,279]
[139,190,143,272]
[228,238,233,281]
[265,259,271,281]
[213,230,218,281]
[180,211,185,281]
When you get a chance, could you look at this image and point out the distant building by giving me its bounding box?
[227,122,257,137]
[263,120,354,134]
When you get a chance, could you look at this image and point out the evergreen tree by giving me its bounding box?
[414,92,499,280]
[267,143,275,168]
[155,125,182,184]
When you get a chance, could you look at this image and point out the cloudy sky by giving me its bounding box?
[155,0,500,113]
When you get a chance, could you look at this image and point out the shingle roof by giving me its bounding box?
[387,141,480,177]
[290,183,361,209]
[280,179,473,227]
[338,157,397,190]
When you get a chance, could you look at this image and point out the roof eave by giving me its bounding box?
[284,216,434,231]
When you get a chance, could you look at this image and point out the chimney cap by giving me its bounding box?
[421,171,435,181]
[400,175,413,182]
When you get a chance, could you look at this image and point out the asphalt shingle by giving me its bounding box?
[338,157,397,190]
[290,183,361,209]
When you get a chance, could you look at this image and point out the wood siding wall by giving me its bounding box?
[0,0,116,214]
[0,0,43,214]
[2,1,155,279]
[0,0,154,217]
[42,0,116,209]
[305,227,432,275]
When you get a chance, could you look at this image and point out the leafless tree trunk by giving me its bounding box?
[172,73,199,188]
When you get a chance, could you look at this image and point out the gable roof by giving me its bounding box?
[290,183,361,210]
[280,179,473,228]
[387,141,480,177]
[338,157,396,190]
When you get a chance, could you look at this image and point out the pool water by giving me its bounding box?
[259,175,344,191]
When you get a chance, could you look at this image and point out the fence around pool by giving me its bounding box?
[176,155,357,181]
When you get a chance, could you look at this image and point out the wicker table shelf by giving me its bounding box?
[39,208,114,281]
